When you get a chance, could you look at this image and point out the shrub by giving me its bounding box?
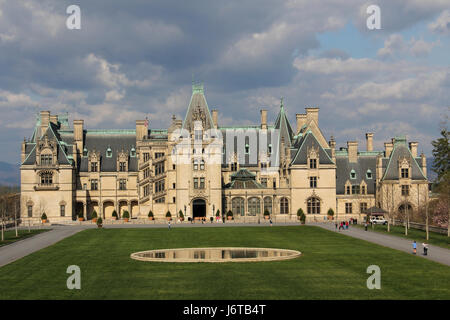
[297,208,304,217]
[216,209,220,217]
[179,210,184,219]
[264,209,270,216]
[41,213,47,220]
[92,210,97,219]
[122,210,130,219]
[148,211,154,218]
[96,217,103,225]
[227,210,233,217]
[112,210,118,219]
[210,216,214,222]
[327,208,335,216]
[166,211,172,218]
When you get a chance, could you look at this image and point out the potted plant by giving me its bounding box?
[297,208,305,221]
[97,217,103,228]
[327,208,335,220]
[179,210,184,222]
[227,210,233,220]
[215,209,220,222]
[92,210,98,223]
[112,210,118,220]
[264,209,270,219]
[166,211,172,221]
[148,210,154,220]
[122,210,130,222]
[41,213,47,223]
[78,213,84,221]
[210,216,214,223]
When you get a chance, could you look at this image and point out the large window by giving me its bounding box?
[280,197,289,214]
[40,154,52,165]
[352,185,360,194]
[345,203,352,214]
[264,197,272,214]
[248,197,260,216]
[155,162,164,175]
[155,180,165,193]
[40,172,53,185]
[309,176,317,188]
[401,168,409,178]
[119,179,126,190]
[232,197,245,216]
[401,185,409,196]
[360,202,368,213]
[307,197,320,214]
[91,179,98,190]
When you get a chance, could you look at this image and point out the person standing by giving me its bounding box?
[335,222,338,231]
[422,243,428,256]
[412,240,417,254]
[270,219,273,227]
[345,221,349,230]
[168,221,171,230]
[364,221,368,231]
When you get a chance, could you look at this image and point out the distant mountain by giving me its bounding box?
[0,161,20,186]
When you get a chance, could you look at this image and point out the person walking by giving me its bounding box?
[345,221,349,230]
[364,221,368,231]
[412,240,417,255]
[422,242,428,256]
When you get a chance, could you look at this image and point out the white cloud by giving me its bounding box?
[377,34,439,58]
[428,10,450,34]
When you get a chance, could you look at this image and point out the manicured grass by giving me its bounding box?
[0,229,50,247]
[0,226,449,300]
[353,224,450,249]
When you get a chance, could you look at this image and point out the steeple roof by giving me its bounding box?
[182,82,214,131]
[274,98,294,147]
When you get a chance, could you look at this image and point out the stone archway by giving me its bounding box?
[103,201,115,219]
[192,198,206,219]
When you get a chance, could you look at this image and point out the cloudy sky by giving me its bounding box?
[0,0,449,164]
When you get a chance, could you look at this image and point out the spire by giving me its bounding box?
[274,98,294,147]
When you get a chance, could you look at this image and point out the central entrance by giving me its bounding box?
[192,199,206,219]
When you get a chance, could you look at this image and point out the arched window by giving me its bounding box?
[40,171,53,185]
[264,197,272,214]
[232,197,245,216]
[280,197,289,214]
[307,197,320,214]
[248,197,260,216]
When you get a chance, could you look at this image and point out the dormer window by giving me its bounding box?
[91,162,98,172]
[200,159,205,170]
[83,148,88,157]
[245,144,250,154]
[309,159,317,169]
[231,162,237,171]
[40,154,53,166]
[106,147,112,158]
[193,160,198,170]
[366,169,372,179]
[350,169,356,179]
[268,144,272,154]
[401,168,409,178]
[119,162,127,172]
[130,147,136,158]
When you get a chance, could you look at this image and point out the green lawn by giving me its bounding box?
[0,229,49,247]
[353,224,450,249]
[0,226,449,300]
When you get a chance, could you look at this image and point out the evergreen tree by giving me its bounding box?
[431,129,449,184]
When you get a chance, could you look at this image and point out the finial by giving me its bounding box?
[280,97,284,109]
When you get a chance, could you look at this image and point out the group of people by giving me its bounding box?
[412,240,429,256]
[335,220,350,231]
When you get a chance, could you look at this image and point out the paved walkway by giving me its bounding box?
[312,223,450,267]
[1,222,448,268]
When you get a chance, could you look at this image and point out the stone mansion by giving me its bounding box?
[20,83,429,223]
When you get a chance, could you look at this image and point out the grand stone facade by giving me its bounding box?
[20,83,429,223]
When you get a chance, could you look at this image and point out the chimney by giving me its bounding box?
[365,133,374,151]
[260,109,267,130]
[73,119,84,152]
[296,114,306,134]
[136,120,147,141]
[409,142,418,158]
[50,114,58,125]
[212,109,218,129]
[40,111,50,134]
[305,107,319,125]
[421,153,427,178]
[384,142,393,158]
[347,141,358,163]
[329,136,336,160]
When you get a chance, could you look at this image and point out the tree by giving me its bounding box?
[431,129,449,184]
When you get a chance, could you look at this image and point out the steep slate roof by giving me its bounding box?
[79,132,138,172]
[226,168,264,189]
[335,155,377,195]
[274,99,294,147]
[381,138,426,181]
[291,131,334,165]
[182,83,214,131]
